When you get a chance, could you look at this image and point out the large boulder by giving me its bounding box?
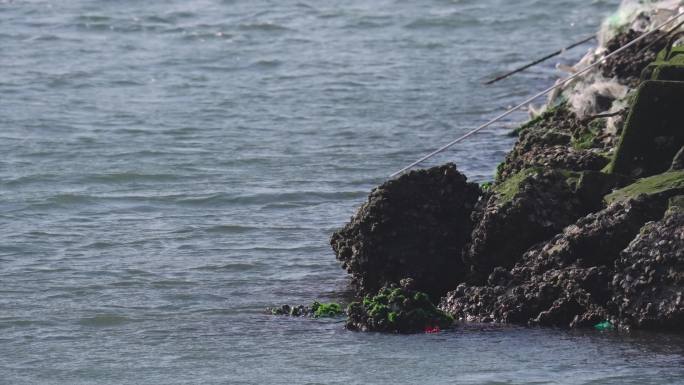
[330,163,481,297]
[440,196,668,328]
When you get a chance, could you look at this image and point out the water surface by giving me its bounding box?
[2,0,684,384]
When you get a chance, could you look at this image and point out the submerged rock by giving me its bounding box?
[330,163,480,297]
[346,281,453,334]
[270,302,345,318]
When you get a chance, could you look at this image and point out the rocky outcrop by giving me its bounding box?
[464,168,613,281]
[326,9,684,334]
[611,209,684,331]
[440,197,668,328]
[330,163,481,297]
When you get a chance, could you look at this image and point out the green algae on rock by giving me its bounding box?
[312,302,344,318]
[607,81,684,177]
[346,283,453,334]
[604,170,684,205]
[270,302,345,318]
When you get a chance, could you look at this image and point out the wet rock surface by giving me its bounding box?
[600,29,669,87]
[330,163,481,297]
[498,145,609,180]
[441,197,669,328]
[612,210,684,331]
[464,169,595,281]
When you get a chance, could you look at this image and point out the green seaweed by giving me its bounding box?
[312,302,344,318]
[604,170,684,204]
[347,286,453,333]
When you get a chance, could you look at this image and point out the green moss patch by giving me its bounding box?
[607,81,684,177]
[604,170,684,204]
[491,168,539,204]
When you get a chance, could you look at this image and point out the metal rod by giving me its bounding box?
[389,9,684,178]
[484,35,596,85]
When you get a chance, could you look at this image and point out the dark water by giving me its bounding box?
[2,0,684,383]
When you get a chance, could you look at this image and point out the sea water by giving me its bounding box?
[2,0,684,384]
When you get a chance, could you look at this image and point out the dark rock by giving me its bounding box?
[464,169,595,281]
[600,29,669,87]
[608,81,684,178]
[499,143,609,181]
[611,210,684,331]
[346,285,453,334]
[330,163,481,297]
[441,197,667,328]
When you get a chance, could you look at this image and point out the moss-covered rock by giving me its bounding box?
[607,81,684,177]
[346,283,453,334]
[604,170,684,205]
[464,168,621,281]
[498,103,610,182]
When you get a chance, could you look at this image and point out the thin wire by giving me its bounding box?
[390,9,684,178]
[483,35,596,85]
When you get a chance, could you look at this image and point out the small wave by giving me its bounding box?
[238,22,291,32]
[75,14,111,23]
[151,279,196,288]
[181,31,235,41]
[176,190,367,206]
[250,59,283,69]
[0,319,54,329]
[83,172,181,184]
[48,193,95,205]
[404,15,480,30]
[191,262,268,272]
[79,314,132,327]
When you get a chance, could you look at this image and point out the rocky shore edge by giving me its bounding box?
[327,3,684,333]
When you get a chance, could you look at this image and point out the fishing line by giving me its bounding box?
[390,9,684,178]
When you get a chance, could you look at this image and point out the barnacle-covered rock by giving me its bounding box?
[330,163,480,297]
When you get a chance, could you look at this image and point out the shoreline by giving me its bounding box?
[330,0,684,334]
